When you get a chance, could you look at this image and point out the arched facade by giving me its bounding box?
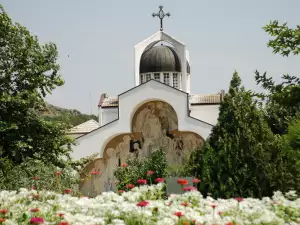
[79,100,204,196]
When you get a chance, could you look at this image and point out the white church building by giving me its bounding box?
[69,6,223,194]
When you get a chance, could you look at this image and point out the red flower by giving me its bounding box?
[126,184,135,189]
[218,211,223,215]
[121,163,127,167]
[174,212,184,217]
[181,202,189,207]
[211,203,217,209]
[33,176,39,181]
[64,188,71,194]
[57,213,64,217]
[0,218,5,223]
[119,190,125,193]
[225,223,233,225]
[0,209,8,215]
[182,186,197,192]
[146,170,154,175]
[137,179,147,185]
[91,170,100,175]
[136,201,149,207]
[155,178,165,183]
[58,222,69,225]
[56,171,61,176]
[192,178,201,184]
[30,217,44,224]
[30,208,40,213]
[177,179,188,185]
[235,197,244,202]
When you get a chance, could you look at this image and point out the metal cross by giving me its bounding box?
[152,6,171,31]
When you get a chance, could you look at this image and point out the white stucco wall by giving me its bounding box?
[190,105,220,126]
[102,108,118,125]
[70,80,213,160]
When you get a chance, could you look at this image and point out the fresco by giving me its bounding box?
[79,101,204,195]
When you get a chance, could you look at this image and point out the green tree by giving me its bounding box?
[0,5,71,166]
[264,21,300,57]
[188,72,289,198]
[255,21,300,134]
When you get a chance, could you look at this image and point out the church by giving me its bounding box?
[69,6,223,194]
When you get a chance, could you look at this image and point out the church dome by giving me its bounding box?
[140,45,181,73]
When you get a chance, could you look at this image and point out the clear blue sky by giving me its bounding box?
[2,0,300,114]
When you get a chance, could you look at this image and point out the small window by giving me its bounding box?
[154,73,160,81]
[146,74,151,81]
[173,73,178,88]
[140,74,144,83]
[163,73,170,85]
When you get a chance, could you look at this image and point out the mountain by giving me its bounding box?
[38,103,98,127]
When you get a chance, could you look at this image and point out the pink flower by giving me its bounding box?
[155,178,165,183]
[91,170,100,175]
[182,186,197,192]
[174,212,184,217]
[137,179,147,185]
[119,190,125,193]
[30,217,44,224]
[235,197,244,202]
[55,171,61,176]
[146,170,154,175]
[56,213,64,217]
[121,163,127,167]
[58,222,69,225]
[193,178,201,184]
[137,201,149,207]
[211,203,217,209]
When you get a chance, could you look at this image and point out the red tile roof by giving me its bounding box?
[99,94,222,108]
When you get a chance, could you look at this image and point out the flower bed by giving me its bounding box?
[0,184,299,225]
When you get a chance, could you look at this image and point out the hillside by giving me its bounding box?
[38,103,98,127]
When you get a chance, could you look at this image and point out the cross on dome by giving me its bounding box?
[152,5,171,31]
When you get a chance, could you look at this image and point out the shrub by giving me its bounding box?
[114,149,168,191]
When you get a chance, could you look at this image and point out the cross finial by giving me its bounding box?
[152,5,171,31]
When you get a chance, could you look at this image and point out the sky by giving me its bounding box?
[2,0,300,114]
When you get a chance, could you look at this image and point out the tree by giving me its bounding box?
[264,21,300,57]
[0,5,71,166]
[188,72,289,198]
[255,21,300,134]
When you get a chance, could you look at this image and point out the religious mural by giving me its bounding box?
[79,101,204,195]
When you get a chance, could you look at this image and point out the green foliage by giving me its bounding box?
[188,72,293,198]
[114,150,167,190]
[264,21,300,56]
[0,5,72,165]
[255,71,300,134]
[0,157,79,193]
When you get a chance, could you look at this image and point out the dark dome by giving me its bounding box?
[140,45,181,73]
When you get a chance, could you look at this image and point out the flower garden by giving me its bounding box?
[0,181,299,225]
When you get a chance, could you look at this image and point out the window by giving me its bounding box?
[163,73,170,85]
[154,73,160,81]
[140,74,144,83]
[173,73,178,88]
[146,74,151,81]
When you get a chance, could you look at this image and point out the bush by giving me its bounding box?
[114,149,168,191]
[0,158,79,194]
